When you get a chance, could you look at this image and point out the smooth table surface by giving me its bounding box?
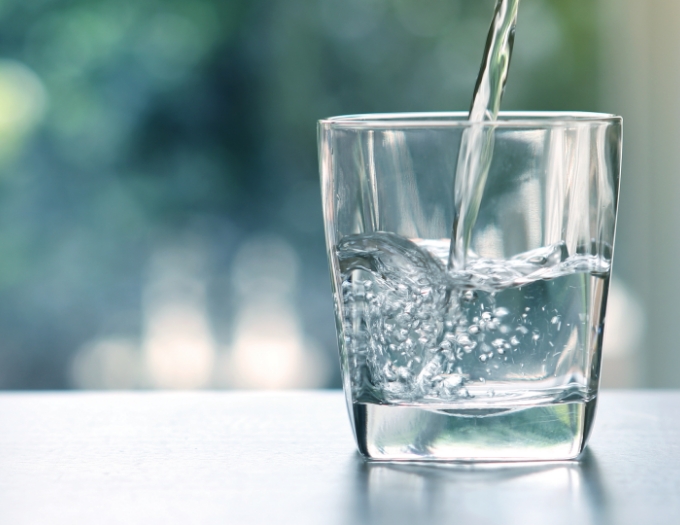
[0,391,678,525]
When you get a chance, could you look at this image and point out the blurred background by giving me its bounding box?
[0,0,669,389]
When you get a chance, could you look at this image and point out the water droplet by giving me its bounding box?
[497,347,505,355]
[479,377,486,383]
[482,312,492,321]
[479,354,488,362]
[532,333,540,341]
[468,325,480,335]
[510,336,520,346]
[492,338,506,348]
[524,307,531,312]
[551,316,560,325]
[516,326,529,335]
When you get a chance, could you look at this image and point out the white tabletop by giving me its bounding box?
[0,390,678,524]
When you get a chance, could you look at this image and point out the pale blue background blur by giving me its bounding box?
[0,0,668,389]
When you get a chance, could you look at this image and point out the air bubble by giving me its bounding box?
[462,290,477,302]
[494,307,509,317]
[397,367,411,381]
[479,354,488,362]
[510,336,520,346]
[456,334,473,346]
[442,374,464,389]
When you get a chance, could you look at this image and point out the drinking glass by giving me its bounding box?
[318,112,622,461]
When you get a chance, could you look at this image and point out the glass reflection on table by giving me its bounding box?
[348,451,610,525]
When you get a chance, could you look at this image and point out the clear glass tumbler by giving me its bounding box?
[318,112,622,461]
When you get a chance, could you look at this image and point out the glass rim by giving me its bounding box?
[319,111,622,129]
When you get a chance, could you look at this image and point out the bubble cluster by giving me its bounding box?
[337,232,608,404]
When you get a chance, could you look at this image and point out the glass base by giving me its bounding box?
[352,398,597,462]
